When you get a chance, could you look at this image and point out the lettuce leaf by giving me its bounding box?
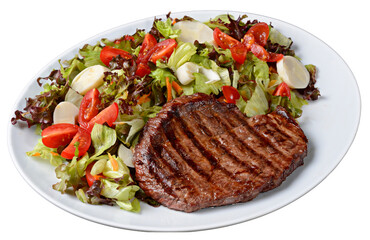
[204,14,232,32]
[240,52,270,88]
[11,70,69,129]
[268,27,293,47]
[270,91,307,118]
[78,43,105,68]
[193,73,222,95]
[53,155,86,194]
[115,115,145,147]
[53,149,141,212]
[190,54,231,86]
[150,68,177,87]
[97,154,141,212]
[243,82,269,117]
[90,124,117,159]
[167,42,197,70]
[266,27,295,56]
[26,139,65,166]
[116,198,140,212]
[155,18,181,39]
[252,55,270,89]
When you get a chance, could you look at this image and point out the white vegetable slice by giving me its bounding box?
[173,21,215,45]
[200,67,220,84]
[71,65,110,95]
[118,144,134,168]
[53,101,79,124]
[175,62,200,85]
[65,88,83,108]
[276,56,310,89]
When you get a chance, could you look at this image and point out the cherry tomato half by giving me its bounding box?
[78,88,101,129]
[242,33,255,50]
[85,102,119,133]
[213,27,240,49]
[274,82,291,100]
[100,46,132,66]
[222,86,240,104]
[137,33,157,64]
[139,39,177,65]
[267,52,284,62]
[148,39,178,64]
[124,35,135,42]
[135,62,151,77]
[247,22,270,46]
[85,161,105,187]
[61,127,91,159]
[41,123,79,148]
[250,43,269,61]
[113,35,135,45]
[230,43,248,64]
[250,43,284,62]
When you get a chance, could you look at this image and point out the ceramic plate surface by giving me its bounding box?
[8,10,361,231]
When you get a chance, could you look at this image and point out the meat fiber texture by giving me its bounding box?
[133,93,308,212]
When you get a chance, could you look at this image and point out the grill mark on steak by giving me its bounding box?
[178,108,282,196]
[134,142,180,206]
[230,111,296,170]
[237,111,307,190]
[266,113,308,152]
[209,111,286,191]
[201,109,282,177]
[194,110,270,183]
[248,120,295,158]
[195,105,301,190]
[159,139,220,202]
[231,109,291,159]
[145,143,181,200]
[162,117,213,179]
[183,112,264,186]
[162,115,246,201]
[172,111,250,188]
[133,93,308,212]
[186,109,213,137]
[156,125,222,202]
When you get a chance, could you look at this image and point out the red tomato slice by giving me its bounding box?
[274,82,291,100]
[214,28,248,64]
[137,33,157,64]
[100,46,132,66]
[135,62,151,77]
[78,88,100,129]
[148,39,177,64]
[247,22,270,46]
[124,35,135,42]
[267,52,284,62]
[61,127,91,159]
[85,102,119,133]
[222,86,240,104]
[230,43,248,64]
[41,123,79,148]
[85,161,105,187]
[250,43,269,61]
[250,43,284,62]
[242,33,255,50]
[213,27,240,49]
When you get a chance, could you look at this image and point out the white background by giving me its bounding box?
[2,0,368,238]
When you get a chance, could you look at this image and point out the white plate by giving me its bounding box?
[8,10,361,232]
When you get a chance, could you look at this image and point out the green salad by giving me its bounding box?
[11,13,320,213]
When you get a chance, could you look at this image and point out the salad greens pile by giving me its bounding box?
[11,13,320,213]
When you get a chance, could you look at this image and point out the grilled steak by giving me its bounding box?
[133,93,308,212]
